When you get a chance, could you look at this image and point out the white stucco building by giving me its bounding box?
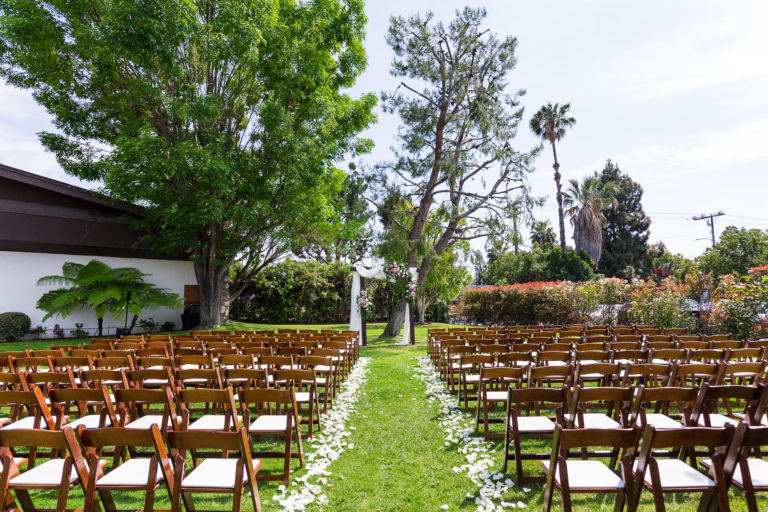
[0,163,198,337]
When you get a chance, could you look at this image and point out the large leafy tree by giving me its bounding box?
[596,160,652,277]
[562,175,617,268]
[697,226,768,278]
[0,0,376,326]
[530,102,576,253]
[36,260,181,336]
[374,7,536,337]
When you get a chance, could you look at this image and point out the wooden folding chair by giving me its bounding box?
[114,387,181,430]
[75,423,175,512]
[179,387,241,433]
[714,423,768,512]
[689,383,763,428]
[503,387,567,484]
[564,386,631,430]
[620,363,672,388]
[458,354,494,411]
[298,356,334,413]
[541,426,640,512]
[239,388,304,485]
[629,386,697,431]
[632,425,734,512]
[167,428,261,512]
[49,386,120,430]
[475,366,524,439]
[274,369,321,439]
[0,427,96,512]
[0,388,58,432]
[572,362,621,387]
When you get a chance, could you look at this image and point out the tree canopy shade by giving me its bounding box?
[374,7,537,336]
[0,0,376,326]
[596,160,652,278]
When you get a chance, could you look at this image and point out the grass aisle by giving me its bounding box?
[310,340,479,512]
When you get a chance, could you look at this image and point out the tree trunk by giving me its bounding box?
[194,260,229,328]
[551,140,566,253]
[512,214,519,254]
[381,298,406,337]
[97,317,103,337]
[417,293,429,325]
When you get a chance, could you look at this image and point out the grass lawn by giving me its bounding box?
[1,322,765,510]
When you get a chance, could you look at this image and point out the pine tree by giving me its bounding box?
[597,160,652,277]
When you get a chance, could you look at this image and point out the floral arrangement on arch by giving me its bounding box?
[357,289,375,320]
[384,262,417,301]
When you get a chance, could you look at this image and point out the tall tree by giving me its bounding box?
[530,103,576,253]
[596,160,652,277]
[485,195,545,256]
[374,7,536,337]
[562,175,617,268]
[0,0,376,326]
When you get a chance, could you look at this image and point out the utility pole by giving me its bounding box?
[692,211,725,247]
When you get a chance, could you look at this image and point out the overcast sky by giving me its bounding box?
[2,0,767,258]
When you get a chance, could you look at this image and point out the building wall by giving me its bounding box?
[0,251,197,337]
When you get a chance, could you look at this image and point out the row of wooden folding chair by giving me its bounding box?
[0,423,263,512]
[473,364,766,439]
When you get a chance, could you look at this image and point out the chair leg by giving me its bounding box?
[284,426,292,486]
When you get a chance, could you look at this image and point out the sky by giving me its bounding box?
[1,0,767,259]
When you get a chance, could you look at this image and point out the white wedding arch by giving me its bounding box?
[349,264,417,345]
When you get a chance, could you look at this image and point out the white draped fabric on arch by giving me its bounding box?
[349,264,417,345]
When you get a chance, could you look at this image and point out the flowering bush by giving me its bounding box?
[384,262,411,282]
[706,273,768,340]
[384,262,417,302]
[623,278,697,331]
[29,325,47,339]
[52,324,65,339]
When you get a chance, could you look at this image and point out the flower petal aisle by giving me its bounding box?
[414,356,528,511]
[273,357,371,512]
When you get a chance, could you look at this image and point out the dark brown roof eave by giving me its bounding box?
[0,162,146,217]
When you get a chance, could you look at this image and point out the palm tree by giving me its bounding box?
[529,220,557,247]
[37,260,181,336]
[530,103,576,253]
[562,176,617,268]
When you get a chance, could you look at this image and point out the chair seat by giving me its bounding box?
[314,365,332,372]
[249,415,289,432]
[180,378,212,384]
[188,415,243,431]
[463,375,480,383]
[3,417,48,430]
[182,458,260,489]
[545,361,569,367]
[638,413,682,429]
[565,413,621,429]
[637,459,714,489]
[141,378,169,386]
[514,416,556,432]
[66,414,111,429]
[125,415,177,429]
[541,460,624,490]
[702,458,768,488]
[485,391,507,401]
[11,459,77,486]
[697,414,739,427]
[97,458,163,487]
[295,392,312,403]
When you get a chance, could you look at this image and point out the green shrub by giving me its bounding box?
[0,312,31,341]
[485,243,595,285]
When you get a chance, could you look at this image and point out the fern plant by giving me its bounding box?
[37,260,182,335]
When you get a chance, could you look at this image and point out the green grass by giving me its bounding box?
[1,322,766,510]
